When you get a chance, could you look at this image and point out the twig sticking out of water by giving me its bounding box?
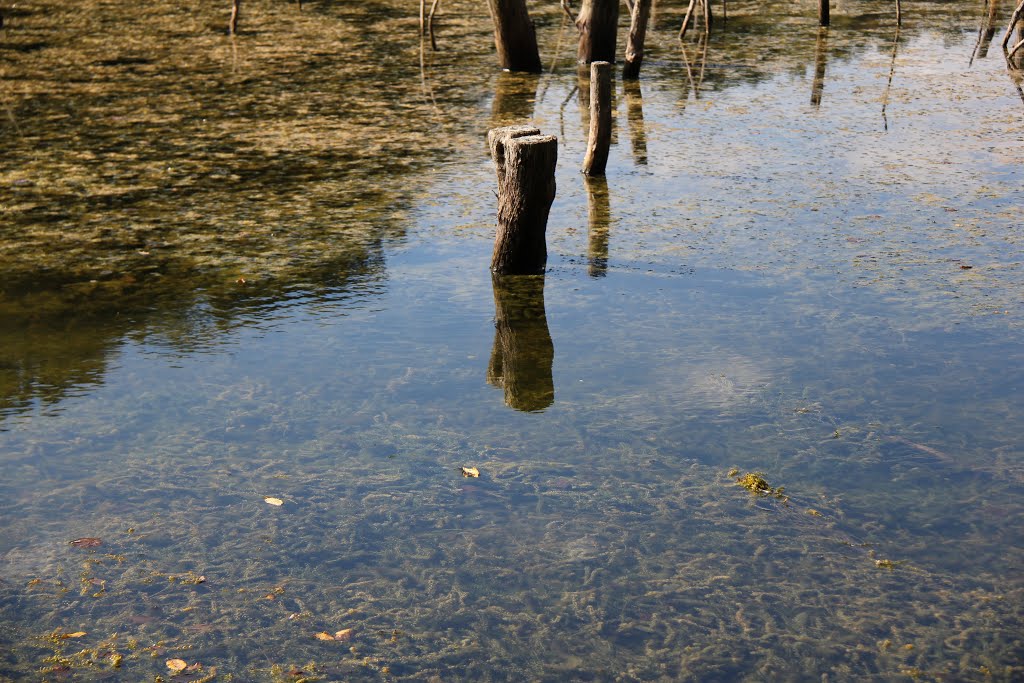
[427,0,441,50]
[881,28,901,130]
[680,0,712,39]
[229,0,240,36]
[1003,0,1024,48]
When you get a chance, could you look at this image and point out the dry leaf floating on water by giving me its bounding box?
[461,466,480,478]
[264,497,284,506]
[166,658,188,671]
[314,631,336,641]
[334,628,353,641]
[69,537,102,548]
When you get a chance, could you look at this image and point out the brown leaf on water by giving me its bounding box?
[264,497,284,506]
[460,466,480,478]
[166,658,188,671]
[334,628,353,641]
[70,538,102,548]
[314,631,335,641]
[64,631,87,638]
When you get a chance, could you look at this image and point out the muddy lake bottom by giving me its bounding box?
[1,0,1023,680]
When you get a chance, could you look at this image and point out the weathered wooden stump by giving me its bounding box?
[623,0,653,79]
[486,274,555,412]
[576,0,619,64]
[488,126,558,275]
[582,61,612,176]
[486,0,542,73]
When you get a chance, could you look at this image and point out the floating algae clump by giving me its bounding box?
[731,470,789,501]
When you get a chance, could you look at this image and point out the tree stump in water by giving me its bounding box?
[488,127,558,275]
[576,0,619,64]
[486,0,543,73]
[582,61,612,176]
[623,0,652,79]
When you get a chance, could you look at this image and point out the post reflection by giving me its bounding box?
[811,27,829,107]
[585,175,612,277]
[486,274,555,412]
[623,78,648,165]
[491,71,541,125]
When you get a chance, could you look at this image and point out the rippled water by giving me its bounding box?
[1,0,1022,680]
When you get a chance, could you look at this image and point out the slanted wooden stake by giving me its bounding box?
[486,0,542,72]
[582,61,612,176]
[488,127,558,274]
[576,0,619,64]
[623,0,653,79]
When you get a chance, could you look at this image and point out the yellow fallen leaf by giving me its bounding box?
[460,466,480,478]
[166,659,188,671]
[264,497,284,506]
[65,631,87,638]
[314,631,335,641]
[334,628,353,641]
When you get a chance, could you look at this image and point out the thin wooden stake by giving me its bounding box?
[229,0,241,35]
[680,0,697,39]
[819,0,830,27]
[582,61,612,176]
[427,0,440,50]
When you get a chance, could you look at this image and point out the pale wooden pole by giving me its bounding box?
[582,61,613,176]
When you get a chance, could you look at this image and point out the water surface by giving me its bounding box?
[1,0,1022,680]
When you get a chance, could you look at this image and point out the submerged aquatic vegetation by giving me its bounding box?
[731,470,789,501]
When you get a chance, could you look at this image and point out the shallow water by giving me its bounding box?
[1,0,1023,680]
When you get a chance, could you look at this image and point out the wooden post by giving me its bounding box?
[818,0,829,28]
[488,128,558,275]
[486,274,555,412]
[486,0,543,73]
[229,0,240,35]
[623,0,652,79]
[576,0,619,64]
[582,61,612,176]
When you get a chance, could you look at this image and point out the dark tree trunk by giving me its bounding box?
[576,0,619,64]
[486,0,543,72]
[488,127,558,274]
[623,0,652,79]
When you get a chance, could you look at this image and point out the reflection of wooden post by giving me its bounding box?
[488,128,558,275]
[582,61,612,176]
[623,0,652,79]
[818,0,829,27]
[486,0,543,73]
[623,78,648,165]
[811,28,828,107]
[576,0,619,64]
[491,72,541,125]
[487,274,555,412]
[584,176,611,277]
